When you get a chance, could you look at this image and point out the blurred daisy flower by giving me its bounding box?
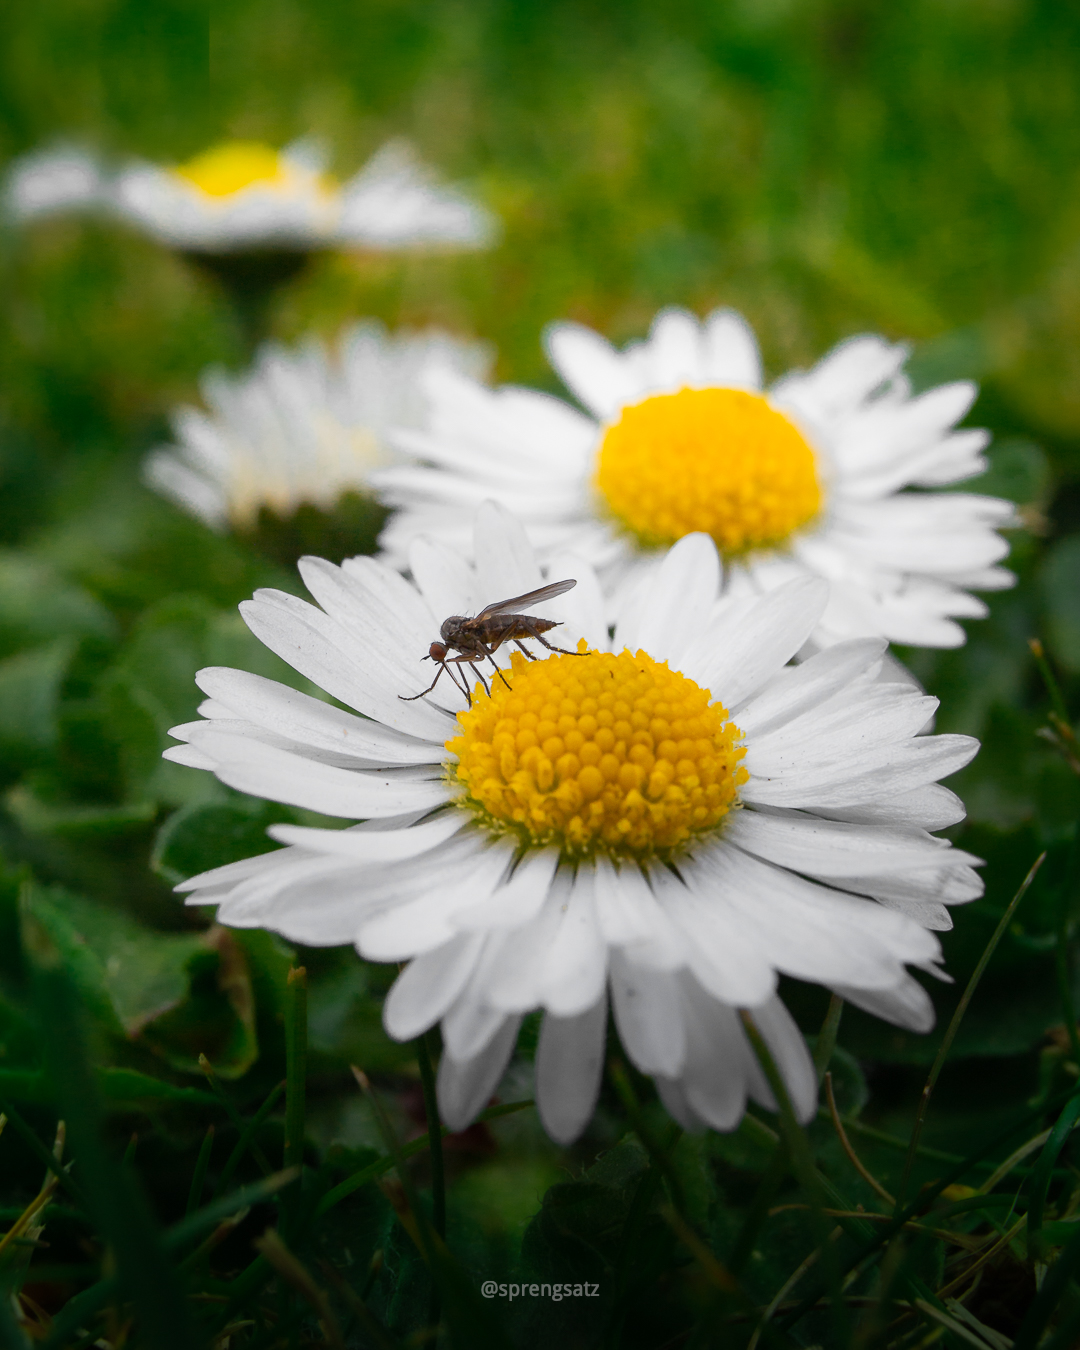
[3,144,105,220]
[377,308,1015,649]
[166,503,981,1143]
[5,138,497,252]
[145,321,490,564]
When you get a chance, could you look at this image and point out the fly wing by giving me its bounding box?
[470,578,577,624]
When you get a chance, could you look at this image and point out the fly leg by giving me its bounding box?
[486,652,513,690]
[400,660,449,702]
[519,620,582,657]
[445,656,477,707]
[471,664,492,698]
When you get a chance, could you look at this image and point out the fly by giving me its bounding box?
[400,578,580,706]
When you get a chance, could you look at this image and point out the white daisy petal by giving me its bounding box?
[408,534,479,624]
[678,980,750,1132]
[440,986,509,1064]
[593,857,684,961]
[544,322,641,421]
[645,308,711,389]
[743,734,979,809]
[267,811,466,861]
[451,848,560,931]
[356,839,516,959]
[337,140,497,249]
[654,1076,710,1134]
[610,951,687,1077]
[831,977,935,1033]
[654,867,777,1006]
[686,576,830,709]
[473,501,545,602]
[817,783,967,830]
[195,667,435,765]
[536,996,608,1144]
[481,883,574,1013]
[725,809,981,878]
[743,996,818,1124]
[240,590,454,740]
[617,533,721,664]
[694,844,941,989]
[162,743,217,770]
[188,728,448,818]
[437,1016,522,1132]
[383,932,486,1041]
[703,308,763,389]
[736,639,887,739]
[534,867,608,1017]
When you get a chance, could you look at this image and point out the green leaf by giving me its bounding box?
[29,886,205,1037]
[1041,534,1080,674]
[0,551,115,660]
[25,885,258,1077]
[0,638,75,770]
[4,786,157,842]
[140,926,258,1079]
[27,922,201,1350]
[517,1139,682,1345]
[906,326,991,392]
[101,593,322,805]
[307,961,415,1073]
[152,798,294,885]
[97,1068,217,1107]
[0,1067,215,1108]
[975,437,1051,508]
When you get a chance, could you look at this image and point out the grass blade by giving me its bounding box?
[895,851,1045,1211]
[25,907,201,1350]
[1025,1088,1080,1260]
[212,1080,285,1199]
[186,1124,214,1218]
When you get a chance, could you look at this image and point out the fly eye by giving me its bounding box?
[429,642,448,661]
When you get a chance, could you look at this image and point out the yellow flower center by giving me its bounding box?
[595,386,822,557]
[173,141,329,198]
[447,645,747,861]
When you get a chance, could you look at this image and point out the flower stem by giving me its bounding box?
[284,967,308,1173]
[813,994,844,1082]
[416,1031,446,1335]
[415,1032,446,1243]
[283,966,308,1241]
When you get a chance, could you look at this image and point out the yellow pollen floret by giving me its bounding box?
[173,142,331,198]
[596,386,822,557]
[447,644,747,861]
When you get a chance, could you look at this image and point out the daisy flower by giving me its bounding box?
[144,320,491,536]
[376,308,1014,649]
[3,144,105,221]
[5,138,496,253]
[165,504,981,1143]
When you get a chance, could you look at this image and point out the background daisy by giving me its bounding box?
[167,504,981,1143]
[376,308,1016,649]
[5,137,497,253]
[144,320,491,564]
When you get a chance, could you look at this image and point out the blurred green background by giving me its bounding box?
[2,1,1080,1343]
